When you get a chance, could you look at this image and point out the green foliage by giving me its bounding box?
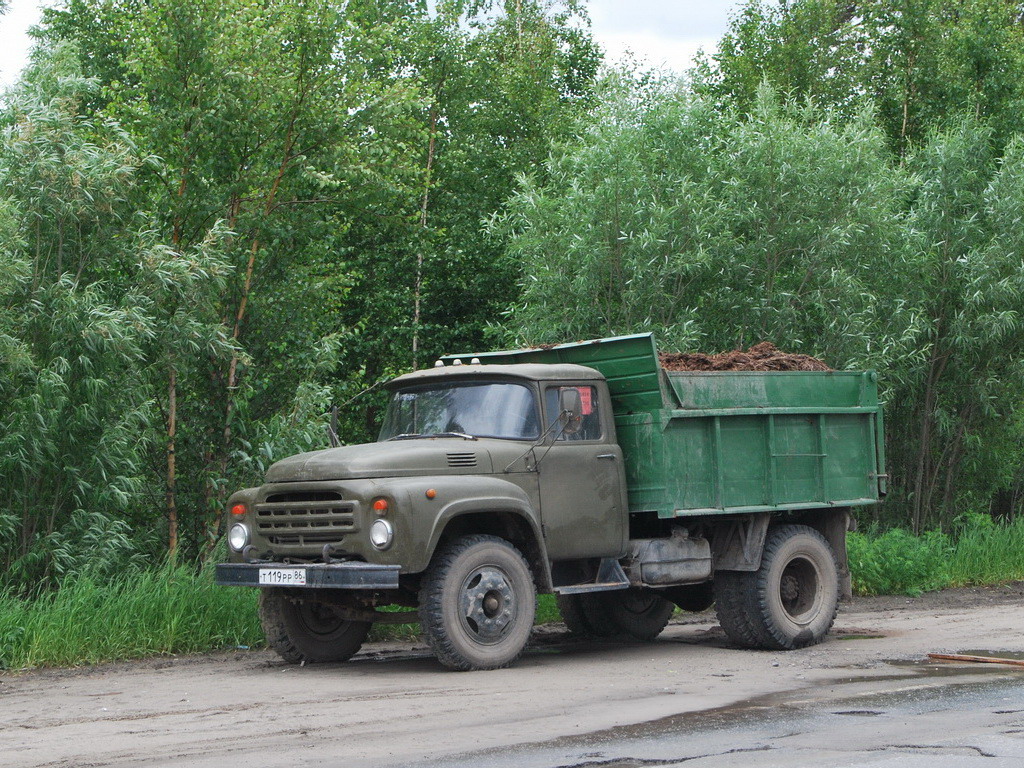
[848,527,951,596]
[848,515,1024,596]
[498,78,916,366]
[0,47,155,590]
[948,513,1024,585]
[27,0,603,567]
[884,122,1024,530]
[0,565,262,670]
[500,70,1024,531]
[700,0,1024,153]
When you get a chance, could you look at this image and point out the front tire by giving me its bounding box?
[259,589,371,664]
[714,524,839,650]
[419,535,536,671]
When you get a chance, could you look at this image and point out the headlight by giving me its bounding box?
[228,523,250,552]
[369,518,394,550]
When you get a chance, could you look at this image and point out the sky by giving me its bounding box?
[0,0,743,90]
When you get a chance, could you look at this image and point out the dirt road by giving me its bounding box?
[2,584,1022,768]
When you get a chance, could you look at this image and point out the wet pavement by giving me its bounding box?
[423,661,1024,768]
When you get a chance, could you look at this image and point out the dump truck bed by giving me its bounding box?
[443,334,886,518]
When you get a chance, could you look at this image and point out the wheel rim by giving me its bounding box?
[296,601,348,639]
[778,556,822,624]
[458,566,517,644]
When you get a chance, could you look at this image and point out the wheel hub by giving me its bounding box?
[779,556,820,621]
[296,601,347,637]
[781,573,801,604]
[459,567,516,642]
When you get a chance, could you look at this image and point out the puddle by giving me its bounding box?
[886,658,1016,678]
[419,673,1024,768]
[834,633,885,640]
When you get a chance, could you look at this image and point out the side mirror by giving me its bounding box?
[558,388,583,435]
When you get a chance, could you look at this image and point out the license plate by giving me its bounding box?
[258,567,307,586]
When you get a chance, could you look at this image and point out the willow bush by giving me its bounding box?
[497,76,1024,530]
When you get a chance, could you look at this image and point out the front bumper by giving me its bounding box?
[215,562,401,589]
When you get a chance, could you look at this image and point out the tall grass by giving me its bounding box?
[849,514,1024,596]
[0,565,262,670]
[947,514,1024,586]
[3,516,1022,669]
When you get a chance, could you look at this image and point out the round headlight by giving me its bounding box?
[228,523,250,552]
[369,518,394,550]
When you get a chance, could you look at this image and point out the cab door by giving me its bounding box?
[536,382,628,560]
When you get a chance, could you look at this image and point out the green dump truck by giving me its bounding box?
[216,333,886,670]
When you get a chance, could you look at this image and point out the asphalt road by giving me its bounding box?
[2,583,1022,767]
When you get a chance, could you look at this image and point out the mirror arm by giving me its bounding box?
[502,411,569,473]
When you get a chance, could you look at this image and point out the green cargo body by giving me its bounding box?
[444,333,886,519]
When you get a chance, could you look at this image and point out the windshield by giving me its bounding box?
[379,381,540,441]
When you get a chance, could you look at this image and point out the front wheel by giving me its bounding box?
[419,535,536,671]
[714,524,839,650]
[259,589,371,663]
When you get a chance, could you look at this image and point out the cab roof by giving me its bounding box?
[386,362,604,389]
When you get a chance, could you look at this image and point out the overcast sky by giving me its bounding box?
[0,0,742,90]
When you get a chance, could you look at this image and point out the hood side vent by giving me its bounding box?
[447,452,478,468]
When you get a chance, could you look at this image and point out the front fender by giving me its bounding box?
[378,475,545,574]
[427,494,543,561]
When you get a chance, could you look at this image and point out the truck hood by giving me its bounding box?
[263,439,521,483]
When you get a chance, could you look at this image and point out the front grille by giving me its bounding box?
[255,492,357,546]
[447,452,478,468]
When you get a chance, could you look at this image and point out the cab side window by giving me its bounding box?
[545,385,602,441]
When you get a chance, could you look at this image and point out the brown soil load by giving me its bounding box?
[659,341,832,372]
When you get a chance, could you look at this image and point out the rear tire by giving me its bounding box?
[664,581,715,613]
[419,535,536,671]
[557,593,614,637]
[714,524,839,650]
[259,589,371,664]
[559,588,674,641]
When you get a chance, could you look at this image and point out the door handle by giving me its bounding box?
[596,453,616,460]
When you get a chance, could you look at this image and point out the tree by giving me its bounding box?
[32,0,601,562]
[699,0,1024,154]
[498,79,914,365]
[889,121,1024,530]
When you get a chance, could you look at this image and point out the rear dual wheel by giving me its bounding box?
[714,524,839,650]
[558,588,674,641]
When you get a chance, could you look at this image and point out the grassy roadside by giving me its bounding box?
[0,566,263,670]
[2,515,1022,671]
[848,514,1024,596]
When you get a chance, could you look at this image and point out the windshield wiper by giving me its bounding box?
[386,432,477,441]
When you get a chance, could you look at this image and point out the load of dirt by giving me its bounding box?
[659,341,832,372]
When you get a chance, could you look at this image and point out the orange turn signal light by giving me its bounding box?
[372,498,389,512]
[425,489,437,499]
[230,504,246,516]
